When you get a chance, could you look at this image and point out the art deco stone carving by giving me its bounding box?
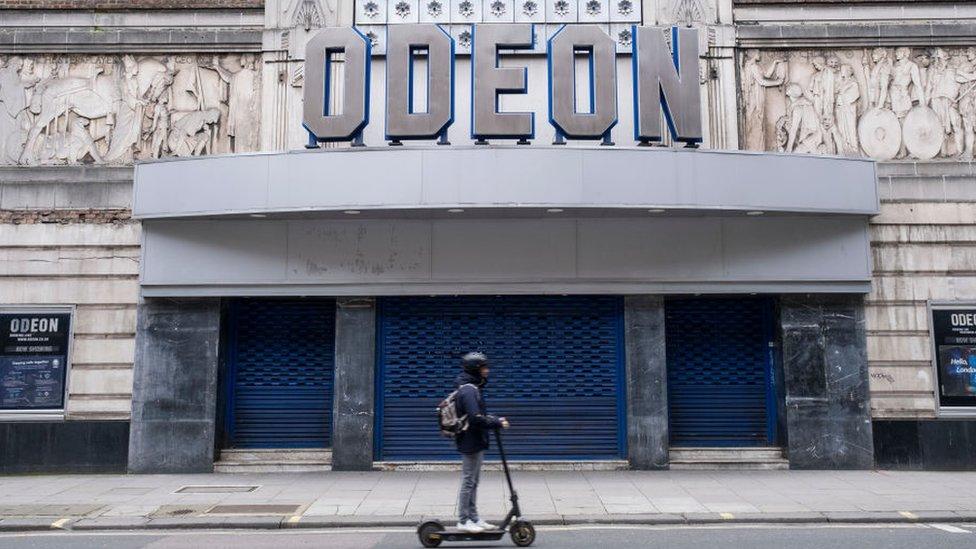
[669,0,705,26]
[740,46,976,160]
[0,54,261,166]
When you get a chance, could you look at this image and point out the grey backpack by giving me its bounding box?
[437,384,474,438]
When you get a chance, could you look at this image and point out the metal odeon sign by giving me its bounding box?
[302,24,702,146]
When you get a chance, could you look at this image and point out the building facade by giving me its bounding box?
[0,0,974,473]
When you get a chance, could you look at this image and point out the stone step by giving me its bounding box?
[218,449,332,462]
[669,447,785,461]
[214,448,333,473]
[669,447,789,470]
[376,460,630,472]
[213,462,332,474]
[669,460,789,470]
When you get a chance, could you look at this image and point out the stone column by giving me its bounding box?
[625,295,670,469]
[780,295,874,469]
[332,297,376,471]
[128,298,221,473]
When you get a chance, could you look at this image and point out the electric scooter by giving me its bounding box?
[417,428,536,547]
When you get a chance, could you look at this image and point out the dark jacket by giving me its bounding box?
[454,371,501,454]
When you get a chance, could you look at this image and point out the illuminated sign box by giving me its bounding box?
[931,302,976,418]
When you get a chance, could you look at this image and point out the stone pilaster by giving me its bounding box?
[625,295,670,469]
[780,295,874,469]
[331,297,377,471]
[128,298,221,473]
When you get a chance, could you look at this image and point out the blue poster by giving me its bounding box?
[0,356,65,409]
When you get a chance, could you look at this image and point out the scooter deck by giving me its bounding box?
[433,528,506,542]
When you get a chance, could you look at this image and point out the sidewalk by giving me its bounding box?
[1,470,975,532]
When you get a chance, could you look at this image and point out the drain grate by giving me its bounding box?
[150,505,212,518]
[175,485,260,494]
[206,504,301,515]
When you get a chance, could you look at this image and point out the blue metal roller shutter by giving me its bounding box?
[665,297,776,447]
[377,296,626,461]
[225,299,336,449]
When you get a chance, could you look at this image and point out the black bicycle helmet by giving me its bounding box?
[461,352,489,373]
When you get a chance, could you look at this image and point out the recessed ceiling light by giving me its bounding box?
[547,208,564,213]
[249,213,267,218]
[647,209,666,214]
[343,210,361,215]
[448,208,464,213]
[746,210,764,216]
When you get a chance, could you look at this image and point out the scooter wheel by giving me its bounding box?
[417,521,445,548]
[510,520,536,547]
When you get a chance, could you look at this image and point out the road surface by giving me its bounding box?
[2,523,976,549]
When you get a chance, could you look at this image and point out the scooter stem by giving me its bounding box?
[495,428,518,501]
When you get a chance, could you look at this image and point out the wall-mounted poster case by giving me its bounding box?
[930,302,976,418]
[0,306,74,419]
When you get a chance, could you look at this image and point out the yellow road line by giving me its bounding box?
[50,518,70,529]
[719,513,735,520]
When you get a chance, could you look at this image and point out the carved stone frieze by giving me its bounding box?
[740,46,976,160]
[0,54,261,166]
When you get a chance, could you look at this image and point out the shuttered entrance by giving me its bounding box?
[377,296,626,461]
[665,297,777,447]
[224,299,336,448]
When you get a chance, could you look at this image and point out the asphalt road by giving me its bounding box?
[2,524,976,549]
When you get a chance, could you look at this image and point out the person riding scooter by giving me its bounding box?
[454,352,509,533]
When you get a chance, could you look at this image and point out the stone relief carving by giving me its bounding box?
[668,0,705,26]
[0,54,260,166]
[740,46,976,160]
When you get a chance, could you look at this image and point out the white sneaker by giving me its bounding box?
[474,519,497,530]
[456,520,484,533]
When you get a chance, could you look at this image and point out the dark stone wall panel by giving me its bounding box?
[781,295,873,469]
[918,421,976,470]
[0,421,128,473]
[624,295,669,470]
[128,298,221,474]
[875,420,976,470]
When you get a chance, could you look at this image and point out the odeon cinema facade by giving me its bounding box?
[8,0,976,477]
[121,18,884,474]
